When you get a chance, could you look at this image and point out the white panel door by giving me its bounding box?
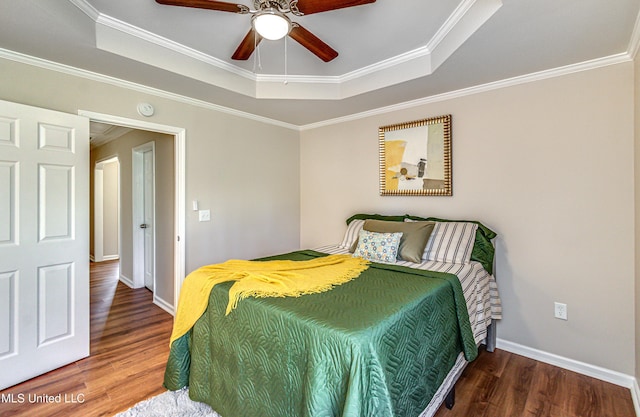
[143,149,154,290]
[0,99,89,390]
[132,142,155,291]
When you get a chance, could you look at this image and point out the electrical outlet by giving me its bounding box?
[554,302,567,320]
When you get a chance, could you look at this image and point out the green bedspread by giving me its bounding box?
[164,250,477,417]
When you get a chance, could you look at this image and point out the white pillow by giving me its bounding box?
[423,222,478,264]
[339,219,364,249]
[352,230,403,264]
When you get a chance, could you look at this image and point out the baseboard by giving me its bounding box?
[91,255,119,262]
[632,378,640,417]
[496,338,636,389]
[119,274,134,288]
[119,275,175,315]
[153,294,175,316]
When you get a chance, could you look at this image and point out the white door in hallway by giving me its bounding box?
[143,148,155,290]
[133,141,155,291]
[0,99,89,390]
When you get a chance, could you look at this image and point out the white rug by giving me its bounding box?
[114,388,221,417]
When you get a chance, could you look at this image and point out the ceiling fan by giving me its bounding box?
[155,0,376,62]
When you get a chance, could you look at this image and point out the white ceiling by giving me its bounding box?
[89,122,132,149]
[1,0,639,126]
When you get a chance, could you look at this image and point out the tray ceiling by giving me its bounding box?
[0,0,638,126]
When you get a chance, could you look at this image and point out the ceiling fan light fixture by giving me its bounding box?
[252,8,291,40]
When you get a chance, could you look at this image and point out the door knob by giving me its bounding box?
[140,224,148,229]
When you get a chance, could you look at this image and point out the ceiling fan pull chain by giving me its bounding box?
[253,30,262,72]
[284,35,288,85]
[252,32,257,72]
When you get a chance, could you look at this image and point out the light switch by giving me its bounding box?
[198,209,211,222]
[192,200,199,211]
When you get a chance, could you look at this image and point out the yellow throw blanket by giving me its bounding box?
[169,254,369,346]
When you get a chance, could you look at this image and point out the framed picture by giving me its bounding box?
[379,114,452,196]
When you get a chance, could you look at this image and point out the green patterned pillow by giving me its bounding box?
[352,230,403,264]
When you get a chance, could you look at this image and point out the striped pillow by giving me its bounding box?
[339,219,364,249]
[423,222,478,264]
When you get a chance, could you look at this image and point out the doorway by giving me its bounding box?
[82,110,185,315]
[94,156,120,263]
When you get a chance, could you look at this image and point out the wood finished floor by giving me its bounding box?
[434,348,636,417]
[0,259,635,417]
[0,260,174,417]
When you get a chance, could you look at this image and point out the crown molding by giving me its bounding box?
[95,14,256,82]
[426,0,502,70]
[299,52,631,130]
[341,45,432,83]
[68,0,100,20]
[628,4,640,60]
[74,0,501,100]
[0,48,299,131]
[1,46,630,132]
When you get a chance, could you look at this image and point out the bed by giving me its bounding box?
[164,214,502,417]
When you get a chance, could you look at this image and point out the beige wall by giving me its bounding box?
[102,159,119,258]
[301,62,636,375]
[90,158,119,259]
[635,52,640,382]
[2,52,635,378]
[91,130,175,305]
[0,56,301,305]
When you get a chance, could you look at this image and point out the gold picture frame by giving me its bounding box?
[379,114,452,196]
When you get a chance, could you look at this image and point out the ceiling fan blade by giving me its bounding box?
[231,30,262,60]
[289,23,338,62]
[295,0,376,15]
[155,0,247,13]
